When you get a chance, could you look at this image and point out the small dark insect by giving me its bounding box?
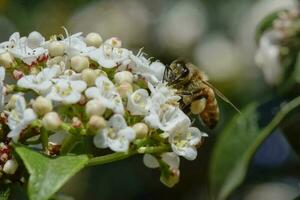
[164,60,239,129]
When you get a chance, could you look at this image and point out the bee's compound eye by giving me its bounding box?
[182,66,189,77]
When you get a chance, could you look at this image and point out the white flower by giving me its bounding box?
[145,104,191,133]
[59,69,82,81]
[93,114,135,152]
[143,152,180,170]
[255,31,283,85]
[0,32,21,54]
[127,89,150,115]
[62,32,95,57]
[5,32,48,65]
[88,44,130,68]
[7,95,37,141]
[143,152,180,187]
[46,78,87,104]
[85,76,124,114]
[17,66,60,94]
[128,53,166,84]
[148,82,181,106]
[144,82,187,132]
[169,127,207,160]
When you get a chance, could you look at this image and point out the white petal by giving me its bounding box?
[34,81,53,94]
[161,152,180,169]
[23,109,37,124]
[17,76,35,89]
[144,111,161,130]
[184,147,198,160]
[161,108,191,133]
[62,92,81,104]
[127,89,149,116]
[95,76,115,91]
[49,132,67,145]
[70,80,87,92]
[88,47,116,68]
[9,32,20,43]
[118,127,136,142]
[149,61,166,81]
[0,66,5,81]
[107,136,130,152]
[46,89,63,102]
[188,127,203,146]
[15,95,26,113]
[7,127,22,142]
[143,154,159,168]
[27,31,45,49]
[93,129,108,149]
[85,87,100,99]
[109,114,127,131]
[111,95,124,114]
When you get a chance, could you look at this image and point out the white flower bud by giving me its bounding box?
[114,71,133,84]
[85,32,103,48]
[105,37,122,48]
[117,82,133,98]
[0,52,14,68]
[81,69,98,86]
[32,96,53,116]
[42,112,62,131]
[71,55,89,72]
[12,70,24,80]
[27,31,44,49]
[132,123,148,139]
[85,99,106,117]
[190,99,207,115]
[3,159,18,175]
[72,117,82,128]
[48,41,65,57]
[95,69,107,77]
[88,115,107,131]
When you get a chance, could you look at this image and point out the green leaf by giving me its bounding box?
[293,52,300,83]
[209,96,300,200]
[255,10,282,43]
[0,185,10,200]
[15,147,88,200]
[294,196,300,200]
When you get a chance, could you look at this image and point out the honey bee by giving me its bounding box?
[164,60,239,129]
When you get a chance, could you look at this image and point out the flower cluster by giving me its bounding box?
[0,30,207,186]
[255,6,300,86]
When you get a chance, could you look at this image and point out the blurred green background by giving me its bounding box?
[1,0,300,199]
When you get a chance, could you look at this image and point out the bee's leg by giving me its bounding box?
[167,74,186,86]
[163,65,171,82]
[180,88,208,112]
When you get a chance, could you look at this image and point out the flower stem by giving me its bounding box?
[250,96,300,153]
[60,134,79,155]
[87,151,136,167]
[87,145,171,167]
[137,145,170,154]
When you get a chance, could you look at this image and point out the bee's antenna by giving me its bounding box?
[137,47,144,56]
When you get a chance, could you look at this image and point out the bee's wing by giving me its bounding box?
[203,81,241,114]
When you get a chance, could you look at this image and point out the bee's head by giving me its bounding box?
[166,60,190,84]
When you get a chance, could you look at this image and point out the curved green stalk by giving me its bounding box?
[87,145,170,167]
